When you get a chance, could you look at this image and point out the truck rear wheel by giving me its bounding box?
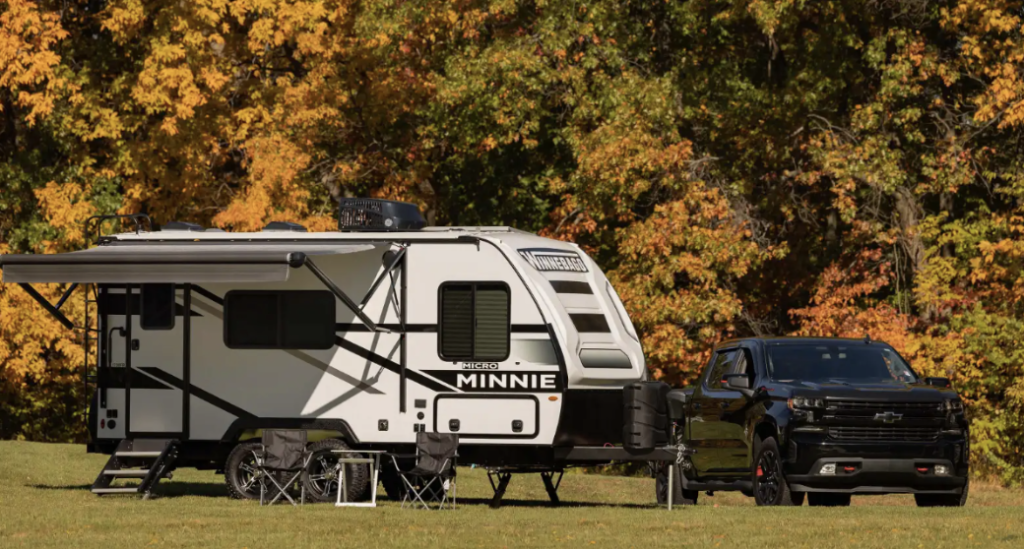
[655,463,698,506]
[752,436,804,506]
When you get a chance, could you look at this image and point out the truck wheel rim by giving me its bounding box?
[757,451,779,502]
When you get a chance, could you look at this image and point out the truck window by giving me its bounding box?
[140,284,175,330]
[439,282,510,361]
[704,349,738,390]
[767,344,918,383]
[223,290,336,349]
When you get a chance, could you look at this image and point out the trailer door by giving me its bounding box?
[108,284,187,437]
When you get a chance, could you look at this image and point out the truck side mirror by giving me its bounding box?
[924,377,951,388]
[724,373,754,397]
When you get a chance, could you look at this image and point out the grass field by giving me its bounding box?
[0,441,1022,548]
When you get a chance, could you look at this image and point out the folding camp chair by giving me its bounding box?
[257,430,313,506]
[389,432,459,510]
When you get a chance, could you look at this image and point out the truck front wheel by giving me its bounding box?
[752,436,804,506]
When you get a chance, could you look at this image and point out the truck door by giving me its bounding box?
[688,347,751,478]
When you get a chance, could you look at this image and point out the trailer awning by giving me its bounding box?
[0,243,379,283]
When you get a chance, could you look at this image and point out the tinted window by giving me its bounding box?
[705,350,738,390]
[439,283,510,360]
[767,344,918,384]
[569,313,611,333]
[224,291,335,349]
[141,284,175,330]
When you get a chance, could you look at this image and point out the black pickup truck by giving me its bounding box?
[654,337,970,507]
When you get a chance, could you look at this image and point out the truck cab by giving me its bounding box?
[659,337,970,507]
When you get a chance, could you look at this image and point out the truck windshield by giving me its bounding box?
[767,344,918,384]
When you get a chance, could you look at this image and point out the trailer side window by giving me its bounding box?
[141,284,175,330]
[439,282,510,361]
[224,290,335,349]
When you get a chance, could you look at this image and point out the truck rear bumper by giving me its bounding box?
[787,457,967,494]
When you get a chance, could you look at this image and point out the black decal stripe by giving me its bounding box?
[335,323,547,333]
[334,336,454,393]
[191,285,224,306]
[549,281,593,294]
[138,367,255,419]
[99,368,174,390]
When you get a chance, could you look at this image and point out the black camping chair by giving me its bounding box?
[257,430,312,506]
[389,432,459,509]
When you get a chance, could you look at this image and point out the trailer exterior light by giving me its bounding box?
[935,465,949,476]
[819,463,836,475]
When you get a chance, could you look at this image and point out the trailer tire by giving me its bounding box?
[379,456,406,501]
[303,439,369,503]
[655,463,698,506]
[225,442,268,500]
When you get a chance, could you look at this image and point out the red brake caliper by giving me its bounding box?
[756,466,764,477]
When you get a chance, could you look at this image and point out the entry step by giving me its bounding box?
[115,451,162,458]
[92,487,141,494]
[103,469,150,477]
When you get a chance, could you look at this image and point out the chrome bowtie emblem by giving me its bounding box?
[874,411,903,423]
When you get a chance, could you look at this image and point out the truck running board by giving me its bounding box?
[91,439,178,500]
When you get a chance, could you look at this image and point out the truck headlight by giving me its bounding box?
[788,396,826,410]
[944,399,964,413]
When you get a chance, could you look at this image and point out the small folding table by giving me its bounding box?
[332,449,387,507]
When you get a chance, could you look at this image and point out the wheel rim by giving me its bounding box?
[756,450,780,503]
[236,450,265,497]
[306,453,341,499]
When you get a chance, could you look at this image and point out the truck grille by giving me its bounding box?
[828,426,940,442]
[828,400,941,416]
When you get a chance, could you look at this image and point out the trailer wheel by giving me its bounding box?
[303,439,369,503]
[655,463,698,506]
[225,442,267,500]
[379,456,406,501]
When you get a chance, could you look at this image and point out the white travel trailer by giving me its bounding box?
[0,200,675,502]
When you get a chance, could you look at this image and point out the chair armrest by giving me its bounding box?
[388,453,419,459]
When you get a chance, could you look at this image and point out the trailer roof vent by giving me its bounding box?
[339,198,425,232]
[263,221,307,232]
[162,221,204,232]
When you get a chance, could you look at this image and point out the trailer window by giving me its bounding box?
[224,290,335,349]
[439,282,510,361]
[141,284,175,330]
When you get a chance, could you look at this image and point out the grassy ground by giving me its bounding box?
[0,441,1022,548]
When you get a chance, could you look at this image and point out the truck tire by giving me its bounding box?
[225,442,268,500]
[303,439,369,503]
[655,463,698,506]
[752,436,804,506]
[808,492,851,507]
[915,478,969,507]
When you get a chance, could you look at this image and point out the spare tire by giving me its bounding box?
[303,438,369,503]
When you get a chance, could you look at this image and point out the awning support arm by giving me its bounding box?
[358,245,407,308]
[302,256,388,333]
[55,282,79,311]
[18,283,75,330]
